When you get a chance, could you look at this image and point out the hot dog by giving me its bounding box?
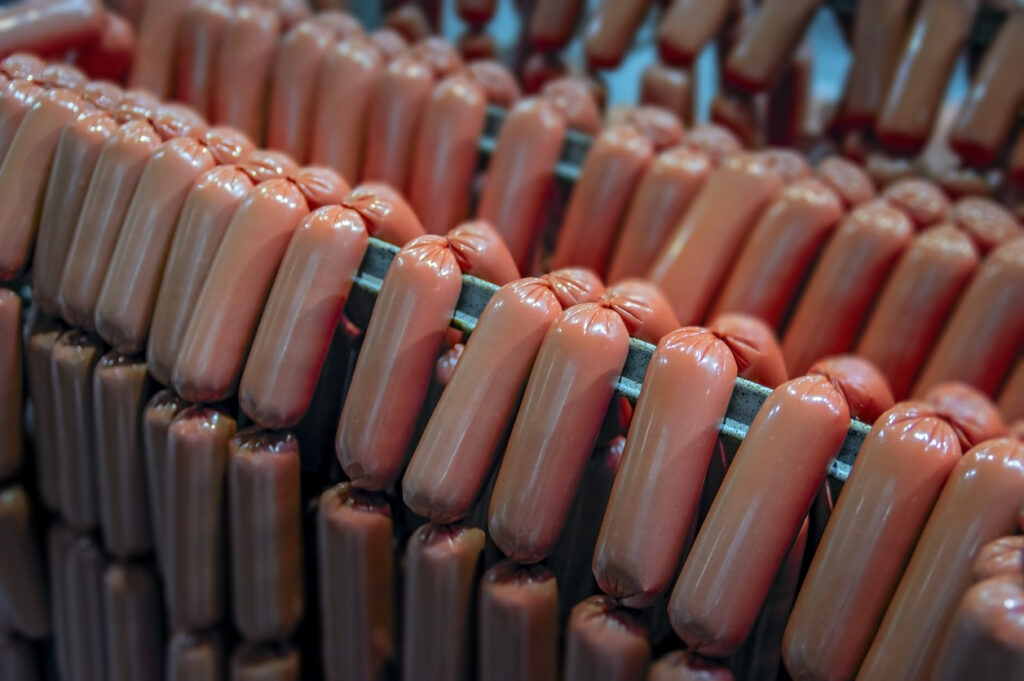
[640,63,693,127]
[93,354,153,558]
[229,429,304,642]
[174,0,231,118]
[489,302,630,563]
[913,237,1024,396]
[173,167,347,403]
[710,177,843,327]
[102,563,162,681]
[166,633,223,681]
[949,196,1022,254]
[402,523,485,681]
[130,0,187,98]
[657,0,733,66]
[231,645,300,681]
[318,483,395,681]
[210,5,280,142]
[478,561,559,681]
[457,0,496,25]
[267,19,334,162]
[782,402,959,681]
[342,181,426,246]
[857,437,1024,680]
[651,152,783,324]
[563,596,651,681]
[584,0,656,70]
[782,199,914,376]
[63,532,107,681]
[0,290,21,481]
[0,53,44,80]
[412,36,464,80]
[551,124,654,276]
[370,27,408,61]
[856,224,979,398]
[47,523,74,678]
[466,60,521,108]
[541,77,603,135]
[723,0,821,93]
[923,381,1008,450]
[815,156,875,209]
[408,73,487,234]
[973,535,1024,581]
[0,80,44,163]
[594,327,737,608]
[141,388,187,576]
[808,355,896,424]
[681,124,742,165]
[881,177,950,230]
[529,0,584,52]
[26,327,62,510]
[0,486,50,638]
[670,375,849,656]
[707,313,788,388]
[165,405,236,631]
[240,206,368,428]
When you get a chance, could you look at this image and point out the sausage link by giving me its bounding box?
[26,327,61,510]
[102,563,162,681]
[174,1,232,118]
[210,5,279,142]
[603,279,680,343]
[130,0,187,98]
[64,532,107,681]
[564,596,651,681]
[583,0,656,70]
[47,524,74,678]
[166,633,223,681]
[973,535,1024,581]
[858,437,1024,680]
[231,645,300,681]
[707,313,787,388]
[541,77,603,135]
[529,0,584,51]
[466,60,521,108]
[457,0,496,25]
[723,0,821,93]
[141,388,187,576]
[343,181,426,246]
[0,290,21,480]
[808,355,895,423]
[815,156,875,209]
[657,0,733,66]
[923,381,1007,451]
[949,196,1022,255]
[0,487,50,638]
[0,80,44,164]
[267,20,334,162]
[881,177,949,230]
[681,124,742,165]
[640,63,693,127]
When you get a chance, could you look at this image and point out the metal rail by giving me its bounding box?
[353,237,869,483]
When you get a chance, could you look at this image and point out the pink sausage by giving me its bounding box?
[707,313,788,389]
[130,0,188,98]
[541,77,603,135]
[640,62,694,127]
[342,181,426,246]
[466,60,521,108]
[26,326,62,511]
[681,123,742,166]
[0,80,43,164]
[141,388,187,577]
[0,290,21,480]
[923,382,1008,451]
[882,177,950,230]
[949,196,1022,255]
[102,563,162,681]
[210,5,279,142]
[808,355,896,423]
[723,0,822,93]
[815,156,876,209]
[583,0,656,70]
[657,0,734,66]
[999,360,1024,423]
[174,0,232,118]
[649,651,734,681]
[411,36,464,80]
[529,0,585,52]
[973,535,1024,581]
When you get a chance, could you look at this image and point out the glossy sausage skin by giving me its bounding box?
[0,80,44,165]
[651,153,783,325]
[913,237,1024,396]
[815,156,875,208]
[0,486,50,638]
[63,532,107,681]
[973,535,1024,581]
[102,563,162,681]
[783,403,959,681]
[174,1,232,118]
[603,279,680,344]
[551,125,654,277]
[165,405,236,631]
[529,0,584,51]
[723,0,822,93]
[999,360,1024,423]
[670,375,850,656]
[229,430,304,642]
[711,177,843,327]
[882,178,949,230]
[0,0,104,57]
[563,596,651,681]
[950,196,1022,255]
[210,5,279,142]
[342,181,426,246]
[267,19,334,162]
[583,0,655,70]
[477,98,566,271]
[782,200,914,376]
[402,524,485,681]
[231,645,300,681]
[858,437,1024,680]
[807,355,895,423]
[318,484,395,681]
[489,303,630,563]
[594,328,737,608]
[141,388,187,576]
[707,313,788,389]
[923,382,1008,450]
[657,0,733,66]
[856,224,978,399]
[466,60,521,108]
[166,633,223,681]
[478,561,559,681]
[130,0,187,98]
[541,78,603,135]
[0,290,21,480]
[641,62,693,127]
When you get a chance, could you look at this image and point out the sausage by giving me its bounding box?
[489,302,630,563]
[58,119,165,330]
[0,633,37,681]
[267,19,334,162]
[594,328,737,608]
[167,633,223,681]
[931,574,1024,681]
[95,135,219,353]
[51,330,101,530]
[608,146,711,283]
[681,124,742,165]
[229,429,304,642]
[815,156,875,208]
[173,168,347,403]
[240,206,368,428]
[37,63,87,92]
[520,52,568,96]
[670,375,849,656]
[141,388,187,576]
[146,159,264,385]
[857,437,1024,680]
[362,54,434,190]
[31,111,118,315]
[782,402,959,681]
[881,177,950,230]
[0,80,43,163]
[476,98,566,271]
[648,652,734,681]
[402,523,485,681]
[0,88,87,281]
[75,8,134,82]
[657,0,733,66]
[308,37,383,182]
[102,563,162,681]
[650,152,784,324]
[210,5,279,142]
[708,90,759,148]
[47,523,75,678]
[165,405,236,631]
[876,0,982,154]
[949,195,1022,255]
[710,177,844,327]
[707,313,788,388]
[541,77,603,135]
[174,0,231,118]
[26,327,61,510]
[563,596,651,681]
[63,532,107,681]
[528,0,583,51]
[600,105,684,154]
[973,535,1024,581]
[466,60,520,107]
[130,0,188,97]
[551,125,654,276]
[408,74,487,234]
[342,181,426,245]
[0,290,21,480]
[385,4,433,43]
[923,381,1008,451]
[604,279,680,343]
[913,237,1024,396]
[231,645,300,681]
[782,199,914,376]
[807,355,895,423]
[723,0,821,93]
[0,0,103,56]
[457,30,496,61]
[0,486,50,638]
[458,0,496,25]
[583,0,655,69]
[411,36,463,80]
[856,224,979,398]
[93,355,153,558]
[764,49,811,146]
[949,12,1024,167]
[317,484,395,681]
[404,271,604,523]
[478,561,559,681]
[999,360,1024,423]
[370,27,408,60]
[640,62,693,127]
[0,53,44,80]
